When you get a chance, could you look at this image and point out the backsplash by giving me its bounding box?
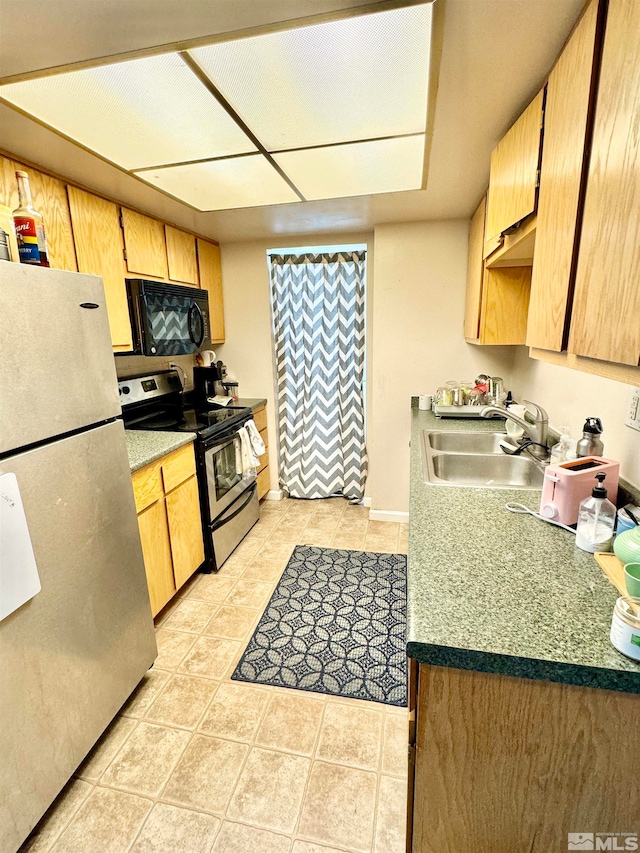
[114,354,197,391]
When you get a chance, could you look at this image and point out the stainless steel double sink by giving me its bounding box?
[421,430,545,490]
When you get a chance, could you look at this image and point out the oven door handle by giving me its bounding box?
[212,482,257,531]
[188,302,205,347]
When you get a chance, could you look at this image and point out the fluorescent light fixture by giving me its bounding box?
[135,155,300,210]
[273,136,425,200]
[0,54,257,170]
[189,4,432,152]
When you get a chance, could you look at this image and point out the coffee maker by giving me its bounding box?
[193,365,225,404]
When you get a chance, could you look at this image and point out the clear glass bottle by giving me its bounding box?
[575,473,616,553]
[12,170,49,267]
[550,427,571,465]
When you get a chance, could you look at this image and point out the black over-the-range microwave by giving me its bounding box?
[124,279,212,356]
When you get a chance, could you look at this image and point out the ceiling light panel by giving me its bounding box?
[189,4,432,152]
[273,136,425,200]
[135,155,300,210]
[0,54,257,170]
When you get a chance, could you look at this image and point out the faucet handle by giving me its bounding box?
[523,400,549,423]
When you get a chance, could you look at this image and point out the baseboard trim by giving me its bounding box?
[369,509,409,523]
[363,496,372,508]
[264,489,284,501]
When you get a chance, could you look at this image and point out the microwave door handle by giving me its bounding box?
[188,302,205,347]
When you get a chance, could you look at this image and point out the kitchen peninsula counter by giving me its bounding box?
[408,406,640,693]
[407,403,640,853]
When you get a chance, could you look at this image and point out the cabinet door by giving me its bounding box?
[68,186,133,351]
[165,475,205,590]
[479,267,531,345]
[569,0,640,366]
[0,155,77,271]
[464,196,486,341]
[121,208,168,279]
[197,239,225,343]
[485,90,544,251]
[166,226,198,285]
[527,0,600,352]
[137,499,176,616]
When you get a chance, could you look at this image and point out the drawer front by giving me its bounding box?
[132,460,163,513]
[253,406,267,433]
[162,443,197,493]
[259,426,269,449]
[257,466,270,500]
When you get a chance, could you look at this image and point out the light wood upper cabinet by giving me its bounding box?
[527,0,601,353]
[67,186,133,352]
[569,0,640,367]
[197,238,225,344]
[0,155,77,271]
[165,226,199,286]
[484,90,544,255]
[121,207,168,279]
[464,193,531,346]
[464,196,486,341]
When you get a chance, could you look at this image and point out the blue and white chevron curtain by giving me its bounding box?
[269,251,368,501]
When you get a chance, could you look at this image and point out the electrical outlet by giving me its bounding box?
[625,387,640,432]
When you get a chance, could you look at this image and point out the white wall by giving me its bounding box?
[216,232,374,495]
[510,348,640,489]
[368,220,517,515]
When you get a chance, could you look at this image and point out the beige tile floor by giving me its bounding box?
[21,498,409,853]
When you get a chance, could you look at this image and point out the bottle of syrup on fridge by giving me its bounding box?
[12,170,49,267]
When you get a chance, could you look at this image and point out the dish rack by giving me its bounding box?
[433,404,507,419]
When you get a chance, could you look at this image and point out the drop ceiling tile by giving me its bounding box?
[0,54,257,170]
[273,135,425,200]
[190,3,432,151]
[135,155,300,210]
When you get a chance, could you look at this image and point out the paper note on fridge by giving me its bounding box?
[0,472,41,621]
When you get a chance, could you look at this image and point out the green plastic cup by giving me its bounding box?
[623,563,640,597]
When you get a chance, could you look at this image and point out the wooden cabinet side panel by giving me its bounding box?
[121,208,168,279]
[485,90,544,245]
[569,0,640,366]
[166,226,199,285]
[197,239,225,343]
[480,267,531,345]
[464,196,486,341]
[137,499,176,617]
[257,467,270,500]
[67,186,133,351]
[412,664,640,853]
[0,155,77,271]
[165,475,205,590]
[527,0,600,352]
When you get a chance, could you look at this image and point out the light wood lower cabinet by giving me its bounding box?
[132,443,204,617]
[409,663,640,852]
[253,404,271,500]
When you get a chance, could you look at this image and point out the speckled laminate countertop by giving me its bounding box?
[125,430,195,473]
[408,407,640,693]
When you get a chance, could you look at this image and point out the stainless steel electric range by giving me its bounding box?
[120,370,259,571]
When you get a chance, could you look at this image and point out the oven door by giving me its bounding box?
[204,433,256,519]
[130,280,210,356]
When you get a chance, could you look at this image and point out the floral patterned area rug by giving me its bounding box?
[231,545,407,707]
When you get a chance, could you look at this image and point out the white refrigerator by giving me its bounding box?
[0,263,157,853]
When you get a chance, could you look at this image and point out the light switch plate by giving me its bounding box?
[625,387,640,432]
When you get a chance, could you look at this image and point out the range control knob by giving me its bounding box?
[121,386,130,395]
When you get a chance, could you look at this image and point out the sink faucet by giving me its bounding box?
[480,400,549,460]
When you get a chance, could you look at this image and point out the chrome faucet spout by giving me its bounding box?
[479,400,549,460]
